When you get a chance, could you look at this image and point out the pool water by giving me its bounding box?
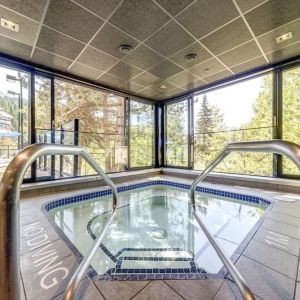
[48,185,267,277]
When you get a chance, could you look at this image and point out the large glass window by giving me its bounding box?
[193,73,274,176]
[35,76,52,179]
[282,66,300,176]
[0,65,30,179]
[129,100,154,168]
[55,79,127,175]
[165,100,189,167]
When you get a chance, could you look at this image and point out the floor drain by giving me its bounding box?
[152,228,168,239]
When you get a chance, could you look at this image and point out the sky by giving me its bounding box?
[194,76,265,129]
[0,66,29,98]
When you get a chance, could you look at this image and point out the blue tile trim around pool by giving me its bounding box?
[44,180,271,212]
[42,180,273,282]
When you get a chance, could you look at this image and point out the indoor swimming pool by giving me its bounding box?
[45,181,270,280]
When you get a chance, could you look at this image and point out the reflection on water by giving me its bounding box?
[49,186,266,275]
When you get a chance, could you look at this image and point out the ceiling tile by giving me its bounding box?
[167,87,186,97]
[154,94,169,101]
[68,62,102,80]
[176,0,239,39]
[77,47,117,72]
[258,18,300,54]
[231,56,266,73]
[108,61,142,80]
[145,21,194,57]
[203,69,232,83]
[148,60,183,79]
[74,0,122,19]
[91,23,139,59]
[235,0,266,13]
[44,0,102,43]
[0,0,47,21]
[0,6,39,45]
[189,58,225,78]
[167,70,205,90]
[266,42,300,64]
[245,0,300,36]
[31,48,72,71]
[0,35,32,60]
[122,45,164,69]
[155,0,195,16]
[169,42,212,69]
[109,0,170,40]
[131,72,160,86]
[218,40,262,67]
[97,73,127,90]
[37,26,85,60]
[201,18,252,55]
[124,81,144,93]
[137,88,164,99]
[149,81,177,93]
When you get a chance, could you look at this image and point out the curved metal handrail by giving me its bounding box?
[190,139,300,300]
[0,144,118,300]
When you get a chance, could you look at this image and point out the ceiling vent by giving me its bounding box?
[276,32,293,44]
[1,18,19,32]
[119,44,133,54]
[185,53,197,62]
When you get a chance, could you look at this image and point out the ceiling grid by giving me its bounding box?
[0,0,299,100]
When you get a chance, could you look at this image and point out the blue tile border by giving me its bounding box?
[42,180,273,282]
[44,180,271,212]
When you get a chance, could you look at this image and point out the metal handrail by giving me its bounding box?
[190,140,300,300]
[0,143,118,300]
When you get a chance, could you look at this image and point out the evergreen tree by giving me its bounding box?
[196,94,215,135]
[195,94,224,153]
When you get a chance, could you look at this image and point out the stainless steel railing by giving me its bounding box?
[0,143,118,300]
[189,140,300,300]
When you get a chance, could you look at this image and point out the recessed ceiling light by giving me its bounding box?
[1,18,19,32]
[119,44,133,54]
[185,53,197,62]
[160,85,167,89]
[276,32,293,44]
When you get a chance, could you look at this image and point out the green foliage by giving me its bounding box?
[34,79,154,175]
[129,101,154,168]
[166,101,188,166]
[281,67,300,175]
[193,74,274,176]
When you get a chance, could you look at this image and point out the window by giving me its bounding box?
[165,100,189,167]
[129,100,154,167]
[0,65,30,179]
[55,79,127,175]
[193,73,273,176]
[282,66,300,176]
[35,76,52,179]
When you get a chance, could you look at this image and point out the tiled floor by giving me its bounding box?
[19,175,300,300]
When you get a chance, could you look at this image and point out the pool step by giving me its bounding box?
[117,247,193,259]
[106,248,205,275]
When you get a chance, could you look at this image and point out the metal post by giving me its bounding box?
[189,139,300,300]
[0,144,118,300]
[19,76,24,149]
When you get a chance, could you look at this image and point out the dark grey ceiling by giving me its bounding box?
[0,0,299,101]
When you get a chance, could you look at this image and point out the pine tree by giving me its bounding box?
[195,94,224,152]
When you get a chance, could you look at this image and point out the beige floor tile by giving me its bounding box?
[133,281,183,300]
[165,279,223,300]
[94,280,150,300]
[213,281,236,300]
